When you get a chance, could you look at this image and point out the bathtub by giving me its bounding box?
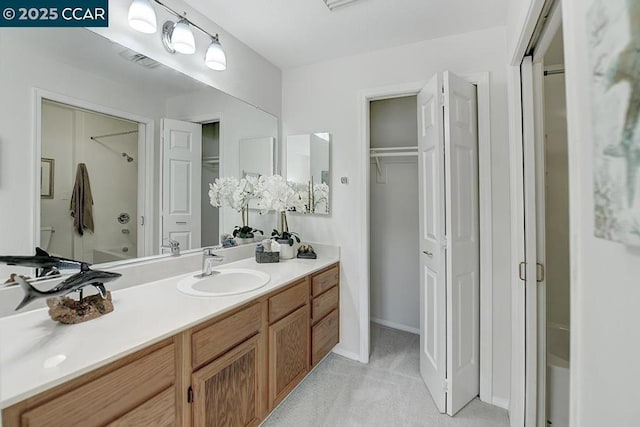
[547,323,570,427]
[93,246,137,264]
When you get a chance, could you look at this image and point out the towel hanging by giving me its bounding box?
[69,163,94,236]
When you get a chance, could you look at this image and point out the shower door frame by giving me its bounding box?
[33,88,155,259]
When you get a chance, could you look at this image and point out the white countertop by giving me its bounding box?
[0,251,339,409]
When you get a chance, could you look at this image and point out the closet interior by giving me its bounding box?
[369,96,420,334]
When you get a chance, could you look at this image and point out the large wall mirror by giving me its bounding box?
[286,133,331,215]
[0,27,278,268]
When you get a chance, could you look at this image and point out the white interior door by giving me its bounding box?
[521,57,540,427]
[162,118,202,252]
[418,72,447,413]
[418,71,480,416]
[443,71,480,415]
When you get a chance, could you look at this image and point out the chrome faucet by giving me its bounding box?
[201,248,224,277]
[162,239,180,256]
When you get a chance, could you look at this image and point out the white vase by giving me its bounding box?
[235,236,254,245]
[278,240,295,259]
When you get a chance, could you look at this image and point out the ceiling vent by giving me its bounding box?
[323,0,365,11]
[118,49,161,69]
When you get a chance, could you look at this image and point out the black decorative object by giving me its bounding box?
[0,247,83,278]
[0,248,122,322]
[297,245,317,259]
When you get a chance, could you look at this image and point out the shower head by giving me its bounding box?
[121,153,135,163]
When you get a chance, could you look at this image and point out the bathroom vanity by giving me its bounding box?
[0,252,340,426]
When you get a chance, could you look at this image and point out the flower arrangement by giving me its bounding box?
[254,175,307,214]
[209,176,263,239]
[208,174,310,244]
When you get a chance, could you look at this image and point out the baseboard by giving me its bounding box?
[371,317,420,335]
[492,396,510,410]
[331,346,360,361]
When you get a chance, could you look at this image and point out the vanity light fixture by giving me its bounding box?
[205,35,227,70]
[162,18,196,54]
[127,0,228,69]
[127,0,157,34]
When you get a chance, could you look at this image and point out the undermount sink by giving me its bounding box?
[177,268,271,297]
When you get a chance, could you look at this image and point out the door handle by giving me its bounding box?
[423,250,433,257]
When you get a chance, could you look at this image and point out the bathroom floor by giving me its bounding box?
[262,323,508,426]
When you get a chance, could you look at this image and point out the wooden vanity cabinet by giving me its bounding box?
[1,338,181,427]
[267,279,310,409]
[191,335,262,427]
[2,263,341,427]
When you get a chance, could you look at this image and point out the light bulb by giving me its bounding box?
[171,19,196,54]
[205,36,227,70]
[128,0,157,34]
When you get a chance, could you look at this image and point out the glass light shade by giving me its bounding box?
[205,38,227,71]
[171,19,196,54]
[128,0,157,34]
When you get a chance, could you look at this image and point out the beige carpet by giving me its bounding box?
[262,323,509,427]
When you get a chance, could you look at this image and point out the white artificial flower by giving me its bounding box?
[254,174,307,213]
[313,183,330,212]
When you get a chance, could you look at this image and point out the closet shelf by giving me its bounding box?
[369,146,418,175]
[202,156,220,165]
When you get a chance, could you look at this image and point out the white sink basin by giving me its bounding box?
[177,268,270,297]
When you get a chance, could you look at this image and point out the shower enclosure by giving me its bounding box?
[40,99,139,264]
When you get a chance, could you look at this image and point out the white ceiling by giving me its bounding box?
[185,0,509,69]
[13,28,210,96]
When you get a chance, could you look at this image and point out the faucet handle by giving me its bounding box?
[163,238,179,247]
[162,239,180,256]
[203,248,224,262]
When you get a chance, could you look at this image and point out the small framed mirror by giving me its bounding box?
[286,132,330,214]
[40,158,55,199]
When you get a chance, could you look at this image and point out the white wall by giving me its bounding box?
[165,90,278,237]
[370,161,420,331]
[563,0,640,425]
[543,74,570,331]
[282,26,512,404]
[90,0,281,117]
[370,96,418,148]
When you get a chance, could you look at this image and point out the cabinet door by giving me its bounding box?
[192,335,262,427]
[269,305,310,408]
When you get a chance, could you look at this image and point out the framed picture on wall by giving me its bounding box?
[588,0,640,247]
[41,158,54,199]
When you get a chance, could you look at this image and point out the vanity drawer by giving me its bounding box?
[108,387,175,427]
[20,343,175,427]
[269,280,308,324]
[311,264,339,297]
[312,285,339,324]
[311,309,339,366]
[192,303,262,369]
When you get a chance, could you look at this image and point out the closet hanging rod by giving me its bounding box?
[369,146,417,152]
[370,152,418,158]
[202,156,220,163]
[90,130,138,140]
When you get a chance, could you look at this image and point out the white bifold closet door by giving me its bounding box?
[162,118,202,251]
[417,71,480,416]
